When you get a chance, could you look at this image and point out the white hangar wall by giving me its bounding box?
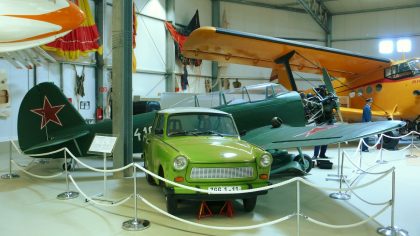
[332,7,420,60]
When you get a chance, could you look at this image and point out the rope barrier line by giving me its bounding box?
[304,204,390,229]
[68,175,132,207]
[67,150,134,173]
[342,178,391,206]
[138,194,295,230]
[27,147,67,157]
[10,140,23,155]
[342,151,395,175]
[11,160,64,179]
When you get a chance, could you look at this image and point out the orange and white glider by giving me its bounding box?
[0,0,85,52]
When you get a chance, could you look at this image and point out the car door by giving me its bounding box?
[146,113,165,173]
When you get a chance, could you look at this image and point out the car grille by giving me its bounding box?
[190,167,254,179]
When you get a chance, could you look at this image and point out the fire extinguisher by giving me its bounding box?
[96,106,103,121]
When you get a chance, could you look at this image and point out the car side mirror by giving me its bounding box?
[239,130,247,136]
[155,129,163,135]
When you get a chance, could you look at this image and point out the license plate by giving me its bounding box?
[208,186,241,192]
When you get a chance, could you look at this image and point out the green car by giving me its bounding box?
[144,107,272,214]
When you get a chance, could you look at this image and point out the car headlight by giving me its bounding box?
[173,155,188,170]
[259,154,272,167]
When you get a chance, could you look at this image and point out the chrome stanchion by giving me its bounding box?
[326,143,347,181]
[1,141,20,179]
[296,180,300,236]
[377,170,408,236]
[57,150,79,200]
[356,140,364,174]
[122,165,150,231]
[330,152,351,200]
[377,135,388,164]
[406,134,418,158]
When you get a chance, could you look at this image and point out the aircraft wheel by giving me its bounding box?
[382,131,399,150]
[166,195,178,214]
[293,154,313,173]
[62,160,74,171]
[242,196,257,212]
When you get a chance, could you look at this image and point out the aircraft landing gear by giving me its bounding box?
[293,154,313,173]
[382,131,400,150]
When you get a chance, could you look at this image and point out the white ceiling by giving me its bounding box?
[224,0,420,15]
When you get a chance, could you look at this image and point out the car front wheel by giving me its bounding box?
[243,197,257,212]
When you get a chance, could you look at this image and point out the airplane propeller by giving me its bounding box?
[321,68,344,123]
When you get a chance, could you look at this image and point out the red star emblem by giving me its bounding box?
[30,96,65,129]
[294,125,337,137]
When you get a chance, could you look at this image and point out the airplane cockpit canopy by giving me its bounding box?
[384,58,420,80]
[169,83,288,109]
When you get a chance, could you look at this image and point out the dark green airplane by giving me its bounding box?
[17,81,404,175]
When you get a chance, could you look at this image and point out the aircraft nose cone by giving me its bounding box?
[57,1,85,32]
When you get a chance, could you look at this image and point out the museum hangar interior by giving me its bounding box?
[0,0,420,235]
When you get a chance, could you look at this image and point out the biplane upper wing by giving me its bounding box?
[242,120,404,150]
[182,27,392,79]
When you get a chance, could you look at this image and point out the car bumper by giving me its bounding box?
[164,182,270,201]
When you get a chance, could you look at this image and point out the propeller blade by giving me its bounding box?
[322,68,335,95]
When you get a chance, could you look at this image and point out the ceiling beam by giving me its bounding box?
[220,0,306,13]
[280,0,336,7]
[296,0,331,33]
[333,4,420,15]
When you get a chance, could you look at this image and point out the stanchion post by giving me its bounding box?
[326,143,347,181]
[329,152,351,200]
[57,149,79,200]
[122,164,150,231]
[1,141,20,179]
[377,170,408,236]
[377,134,387,164]
[406,133,418,158]
[103,152,107,196]
[297,180,300,236]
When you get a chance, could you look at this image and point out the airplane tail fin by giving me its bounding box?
[18,82,88,154]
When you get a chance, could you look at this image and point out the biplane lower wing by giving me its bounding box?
[242,120,405,150]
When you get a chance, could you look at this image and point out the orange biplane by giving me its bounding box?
[181,27,420,132]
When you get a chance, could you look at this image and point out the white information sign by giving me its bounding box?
[88,135,118,155]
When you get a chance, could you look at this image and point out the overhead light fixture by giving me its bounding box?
[379,40,393,54]
[397,38,412,53]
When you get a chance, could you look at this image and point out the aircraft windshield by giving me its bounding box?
[384,59,420,79]
[408,59,420,75]
[169,83,288,108]
[167,113,238,137]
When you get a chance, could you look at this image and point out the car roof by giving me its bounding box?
[158,107,229,115]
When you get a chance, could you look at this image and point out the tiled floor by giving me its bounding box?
[0,138,419,236]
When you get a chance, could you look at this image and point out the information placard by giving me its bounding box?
[88,135,117,155]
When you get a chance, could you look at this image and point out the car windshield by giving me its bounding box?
[166,113,238,137]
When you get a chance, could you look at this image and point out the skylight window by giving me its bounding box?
[379,40,393,54]
[397,39,412,53]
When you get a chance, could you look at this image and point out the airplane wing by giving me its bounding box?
[242,120,405,150]
[182,27,392,79]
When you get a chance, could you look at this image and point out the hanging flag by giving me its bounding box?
[42,0,102,60]
[181,65,189,90]
[132,2,137,72]
[165,10,201,66]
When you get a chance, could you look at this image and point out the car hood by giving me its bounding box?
[164,136,258,163]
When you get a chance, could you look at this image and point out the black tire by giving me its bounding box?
[166,195,178,214]
[243,197,257,212]
[144,158,157,186]
[293,154,313,173]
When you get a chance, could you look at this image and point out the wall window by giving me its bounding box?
[379,40,394,54]
[397,39,412,53]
